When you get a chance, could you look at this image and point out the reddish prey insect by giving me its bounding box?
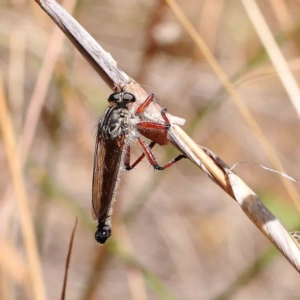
[92,90,185,244]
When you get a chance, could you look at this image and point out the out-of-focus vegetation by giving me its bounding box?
[1,0,300,299]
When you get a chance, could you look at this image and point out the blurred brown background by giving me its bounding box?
[1,0,300,299]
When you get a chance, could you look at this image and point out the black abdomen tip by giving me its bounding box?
[95,225,111,244]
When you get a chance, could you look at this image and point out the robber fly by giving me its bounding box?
[92,89,185,244]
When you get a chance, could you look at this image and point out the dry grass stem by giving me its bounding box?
[241,0,300,118]
[35,0,300,275]
[81,248,109,300]
[114,221,149,300]
[198,0,224,51]
[61,218,78,300]
[61,81,94,158]
[170,126,300,270]
[0,76,47,300]
[228,172,300,270]
[235,57,300,88]
[21,0,77,164]
[0,239,31,298]
[268,0,294,31]
[164,0,300,209]
[9,29,25,133]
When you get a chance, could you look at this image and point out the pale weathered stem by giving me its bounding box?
[35,0,129,89]
[169,125,300,271]
[35,0,300,273]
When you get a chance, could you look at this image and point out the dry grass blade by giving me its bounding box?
[169,127,300,271]
[81,248,109,300]
[61,218,78,300]
[198,0,224,51]
[114,221,148,300]
[228,172,300,269]
[206,146,300,269]
[20,0,77,165]
[235,58,300,88]
[34,0,300,274]
[164,0,300,208]
[35,0,131,89]
[268,0,294,31]
[60,80,94,158]
[9,29,25,133]
[241,0,300,118]
[0,75,47,300]
[34,0,184,126]
[0,238,31,298]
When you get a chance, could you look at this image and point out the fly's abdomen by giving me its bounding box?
[92,134,126,244]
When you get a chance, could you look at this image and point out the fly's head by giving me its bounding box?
[108,91,136,108]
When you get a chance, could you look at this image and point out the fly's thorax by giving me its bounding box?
[101,106,138,140]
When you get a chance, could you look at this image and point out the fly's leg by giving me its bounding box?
[124,98,171,172]
[136,92,170,128]
[137,137,185,170]
[126,92,168,170]
[137,120,169,131]
[136,94,186,169]
[124,142,156,170]
[136,93,155,114]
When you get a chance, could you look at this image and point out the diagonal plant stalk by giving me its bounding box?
[35,0,300,274]
[61,218,77,300]
[0,76,47,300]
[164,0,300,208]
[241,0,300,118]
[0,1,78,299]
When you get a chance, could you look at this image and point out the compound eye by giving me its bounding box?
[108,92,121,102]
[123,93,136,103]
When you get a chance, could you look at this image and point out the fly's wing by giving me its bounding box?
[92,126,126,221]
[92,129,105,220]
